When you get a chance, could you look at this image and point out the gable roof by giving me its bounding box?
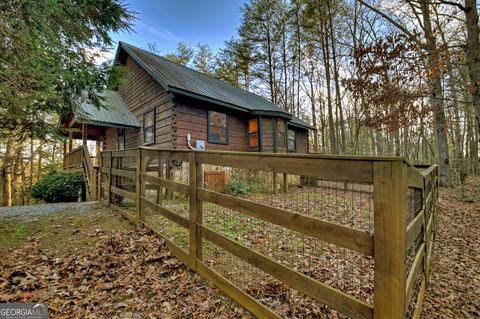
[75,90,140,129]
[116,42,314,130]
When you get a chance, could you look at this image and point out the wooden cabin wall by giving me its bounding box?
[104,127,117,151]
[276,118,287,153]
[173,96,249,151]
[117,56,174,149]
[260,117,274,153]
[294,129,309,153]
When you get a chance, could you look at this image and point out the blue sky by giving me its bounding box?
[107,0,247,59]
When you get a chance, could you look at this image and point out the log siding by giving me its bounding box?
[116,56,174,149]
[103,55,310,153]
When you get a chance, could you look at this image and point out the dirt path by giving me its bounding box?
[422,176,480,318]
[0,201,98,221]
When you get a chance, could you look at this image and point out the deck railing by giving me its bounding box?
[63,146,84,172]
[98,147,437,319]
[64,145,98,200]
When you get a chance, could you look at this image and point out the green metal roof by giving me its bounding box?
[75,90,140,129]
[289,116,316,130]
[113,42,316,131]
[117,42,293,119]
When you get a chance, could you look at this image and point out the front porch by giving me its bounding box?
[61,90,141,200]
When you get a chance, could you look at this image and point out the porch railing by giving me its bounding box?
[63,145,98,200]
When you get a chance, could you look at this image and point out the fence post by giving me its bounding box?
[107,152,112,207]
[189,151,202,270]
[373,161,407,319]
[422,174,429,281]
[282,173,288,193]
[272,172,278,193]
[157,158,163,205]
[426,166,438,280]
[136,148,142,227]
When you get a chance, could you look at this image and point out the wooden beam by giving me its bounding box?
[197,188,374,255]
[141,148,189,161]
[140,197,189,229]
[68,131,73,152]
[82,123,87,147]
[272,172,278,194]
[96,140,101,167]
[196,152,374,183]
[188,152,199,269]
[136,149,142,227]
[147,226,194,269]
[111,168,136,179]
[412,279,427,319]
[141,173,189,195]
[406,243,425,305]
[196,261,281,319]
[201,226,373,319]
[282,173,288,193]
[406,210,424,249]
[373,161,407,319]
[110,185,136,201]
[107,153,112,206]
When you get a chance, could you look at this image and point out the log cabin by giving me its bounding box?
[61,41,315,198]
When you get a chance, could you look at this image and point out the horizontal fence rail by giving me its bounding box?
[98,147,438,319]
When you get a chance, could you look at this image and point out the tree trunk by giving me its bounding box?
[321,24,338,154]
[37,141,43,182]
[421,0,450,186]
[309,64,318,152]
[328,8,346,154]
[3,136,15,206]
[465,0,480,135]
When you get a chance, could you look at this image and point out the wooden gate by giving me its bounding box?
[204,171,226,192]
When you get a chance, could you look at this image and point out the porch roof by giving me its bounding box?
[75,90,140,129]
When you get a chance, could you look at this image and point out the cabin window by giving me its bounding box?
[287,129,296,151]
[248,118,259,150]
[143,109,155,145]
[208,111,228,144]
[117,128,125,150]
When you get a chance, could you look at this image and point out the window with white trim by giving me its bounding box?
[143,109,155,145]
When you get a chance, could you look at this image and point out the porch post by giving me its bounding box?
[82,124,87,148]
[96,140,101,167]
[68,131,73,152]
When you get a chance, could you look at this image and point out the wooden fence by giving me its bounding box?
[98,147,438,319]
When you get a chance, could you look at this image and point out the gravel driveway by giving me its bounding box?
[0,201,100,221]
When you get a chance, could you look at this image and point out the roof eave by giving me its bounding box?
[169,87,250,113]
[251,110,292,119]
[76,118,140,130]
[288,121,316,131]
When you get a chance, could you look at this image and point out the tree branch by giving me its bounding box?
[357,0,425,48]
[437,0,466,11]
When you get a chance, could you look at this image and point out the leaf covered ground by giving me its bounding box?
[422,176,480,318]
[0,176,479,318]
[0,205,251,318]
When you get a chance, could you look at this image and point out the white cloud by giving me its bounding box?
[136,20,183,44]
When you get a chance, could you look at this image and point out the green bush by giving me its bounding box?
[30,171,84,203]
[225,179,252,195]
